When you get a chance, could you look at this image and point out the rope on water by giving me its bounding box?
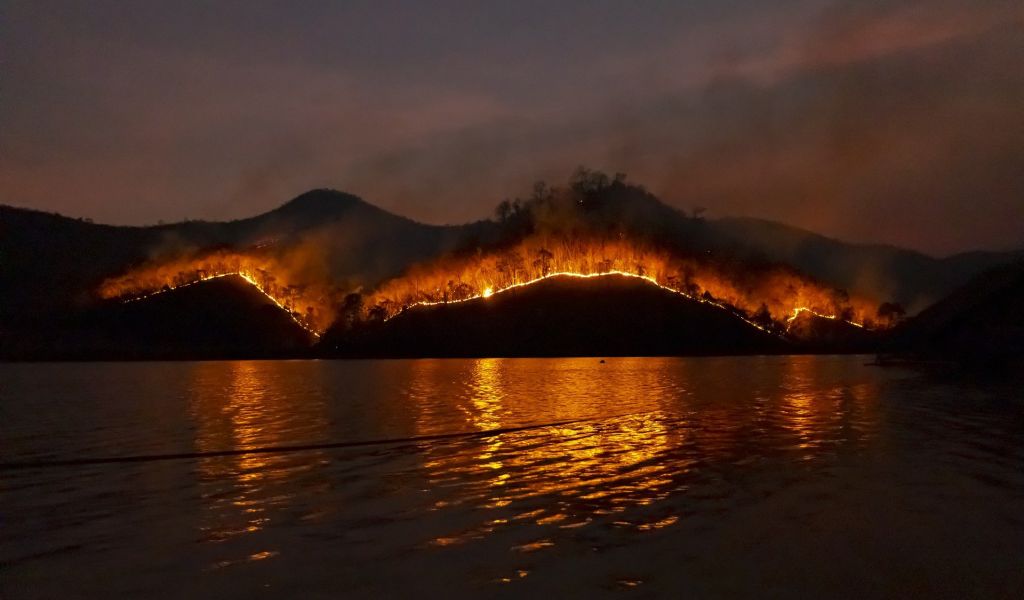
[0,418,594,471]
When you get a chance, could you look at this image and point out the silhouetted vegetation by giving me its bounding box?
[322,274,787,358]
[0,276,314,360]
[888,261,1024,369]
[2,173,1021,360]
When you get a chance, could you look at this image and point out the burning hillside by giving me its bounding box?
[355,171,886,335]
[360,234,878,334]
[96,170,898,342]
[98,249,341,335]
[326,273,789,357]
[98,234,880,340]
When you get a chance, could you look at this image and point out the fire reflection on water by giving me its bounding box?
[177,356,881,573]
[6,359,1020,597]
[413,358,686,546]
[187,361,329,559]
[781,356,882,459]
[408,357,879,551]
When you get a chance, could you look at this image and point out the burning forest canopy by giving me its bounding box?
[98,169,903,337]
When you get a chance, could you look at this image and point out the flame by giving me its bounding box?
[787,307,865,329]
[98,250,336,336]
[363,235,881,334]
[394,270,781,335]
[98,233,885,339]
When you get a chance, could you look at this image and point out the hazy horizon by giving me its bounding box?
[3,0,1022,254]
[5,179,1022,259]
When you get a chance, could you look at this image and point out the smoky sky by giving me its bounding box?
[2,0,1022,255]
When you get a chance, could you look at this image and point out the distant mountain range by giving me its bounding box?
[2,183,1021,360]
[4,189,1018,314]
[0,190,474,324]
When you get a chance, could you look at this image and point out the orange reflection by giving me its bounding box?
[188,361,329,549]
[780,355,881,457]
[466,359,507,482]
[404,356,883,551]
[412,358,681,546]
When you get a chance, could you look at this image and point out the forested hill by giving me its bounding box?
[0,190,482,322]
[2,181,1019,329]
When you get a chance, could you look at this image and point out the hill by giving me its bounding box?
[322,274,788,358]
[707,217,1024,313]
[5,187,1015,328]
[3,175,1021,360]
[0,189,473,323]
[0,275,316,360]
[890,261,1024,367]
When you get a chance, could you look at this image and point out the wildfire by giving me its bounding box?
[98,234,885,340]
[404,270,785,335]
[124,271,321,337]
[363,234,882,335]
[787,307,865,329]
[98,250,338,335]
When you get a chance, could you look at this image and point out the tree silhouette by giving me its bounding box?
[494,199,513,223]
[533,247,554,276]
[753,303,773,329]
[496,251,526,285]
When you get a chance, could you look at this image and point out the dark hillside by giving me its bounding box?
[891,261,1024,366]
[707,217,1024,312]
[0,275,315,360]
[0,190,470,322]
[324,274,787,358]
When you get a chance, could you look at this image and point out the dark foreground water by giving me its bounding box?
[2,356,1022,598]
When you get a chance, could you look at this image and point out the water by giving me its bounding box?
[2,356,1022,598]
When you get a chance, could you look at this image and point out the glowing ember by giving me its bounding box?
[98,250,336,336]
[363,235,883,334]
[390,270,782,336]
[787,307,865,329]
[98,234,887,339]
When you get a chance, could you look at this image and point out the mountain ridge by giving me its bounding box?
[3,188,1020,325]
[322,273,790,358]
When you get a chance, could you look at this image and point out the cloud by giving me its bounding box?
[334,1,1024,253]
[1,0,1021,253]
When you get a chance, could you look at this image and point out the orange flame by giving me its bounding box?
[98,234,885,337]
[364,235,881,332]
[98,250,337,335]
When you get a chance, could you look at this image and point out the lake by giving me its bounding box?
[2,356,1022,598]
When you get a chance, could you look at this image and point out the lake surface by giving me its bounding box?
[2,356,1022,598]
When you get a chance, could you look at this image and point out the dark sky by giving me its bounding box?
[2,0,1022,255]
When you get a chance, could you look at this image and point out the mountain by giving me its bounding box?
[890,261,1024,367]
[4,188,1016,325]
[706,217,1024,313]
[3,180,1020,360]
[322,274,787,358]
[0,190,479,323]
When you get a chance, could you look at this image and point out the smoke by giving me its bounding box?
[3,0,1021,254]
[335,0,1024,254]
